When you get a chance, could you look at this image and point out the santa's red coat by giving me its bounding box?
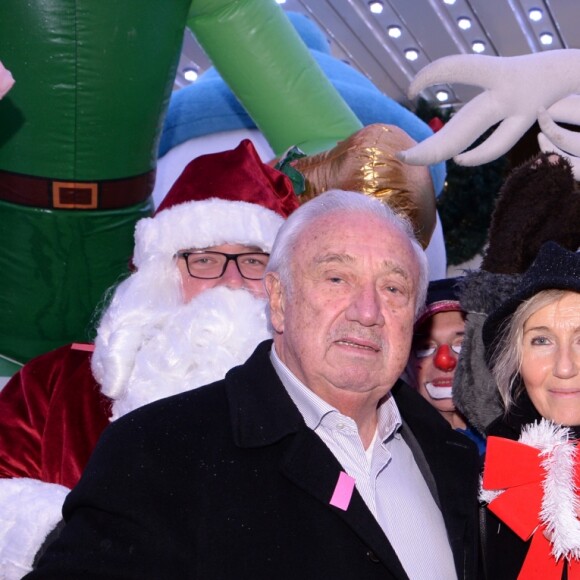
[0,344,111,488]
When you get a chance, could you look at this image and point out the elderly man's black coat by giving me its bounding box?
[29,341,479,580]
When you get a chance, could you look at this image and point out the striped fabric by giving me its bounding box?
[270,346,457,580]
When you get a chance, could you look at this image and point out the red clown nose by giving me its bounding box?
[433,344,457,371]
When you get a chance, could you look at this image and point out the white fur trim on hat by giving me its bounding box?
[133,198,284,268]
[0,478,69,579]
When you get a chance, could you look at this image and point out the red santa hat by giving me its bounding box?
[133,140,298,269]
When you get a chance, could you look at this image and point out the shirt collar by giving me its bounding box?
[270,345,333,430]
[270,344,402,441]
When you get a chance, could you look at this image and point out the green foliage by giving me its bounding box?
[438,156,508,265]
[413,99,509,265]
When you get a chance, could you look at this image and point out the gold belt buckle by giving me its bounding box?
[52,181,98,209]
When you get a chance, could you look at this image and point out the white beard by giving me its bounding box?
[108,286,271,420]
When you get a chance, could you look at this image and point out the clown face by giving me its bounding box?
[408,310,465,416]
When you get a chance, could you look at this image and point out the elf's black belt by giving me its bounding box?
[0,168,154,210]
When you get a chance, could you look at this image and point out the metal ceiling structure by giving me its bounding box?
[176,0,579,111]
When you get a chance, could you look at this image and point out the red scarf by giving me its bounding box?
[482,421,580,579]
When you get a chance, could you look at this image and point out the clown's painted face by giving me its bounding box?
[408,310,465,414]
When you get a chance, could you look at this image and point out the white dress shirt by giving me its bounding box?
[270,346,457,580]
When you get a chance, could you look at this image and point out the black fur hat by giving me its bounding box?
[481,153,580,274]
[482,241,580,364]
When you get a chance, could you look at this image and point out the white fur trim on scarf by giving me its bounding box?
[109,286,271,420]
[537,424,580,560]
[481,419,580,561]
[0,478,69,579]
[479,475,502,505]
[133,197,284,269]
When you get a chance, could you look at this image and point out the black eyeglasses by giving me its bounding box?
[177,251,270,280]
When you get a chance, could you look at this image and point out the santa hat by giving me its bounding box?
[133,140,298,269]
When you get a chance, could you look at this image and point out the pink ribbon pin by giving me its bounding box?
[330,471,355,511]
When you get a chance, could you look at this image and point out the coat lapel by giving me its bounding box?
[227,341,409,578]
[279,426,409,579]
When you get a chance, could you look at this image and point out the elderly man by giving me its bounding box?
[0,140,297,578]
[27,190,479,580]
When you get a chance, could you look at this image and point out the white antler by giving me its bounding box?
[398,50,580,167]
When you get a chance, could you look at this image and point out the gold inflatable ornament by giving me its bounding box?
[291,124,436,248]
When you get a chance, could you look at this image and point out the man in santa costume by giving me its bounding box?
[0,139,298,578]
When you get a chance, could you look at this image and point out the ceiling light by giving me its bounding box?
[183,67,199,82]
[529,8,543,22]
[457,17,472,30]
[443,0,456,4]
[472,41,486,53]
[388,26,402,39]
[368,1,384,14]
[275,0,286,4]
[540,32,553,45]
[404,49,419,61]
[436,90,450,102]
